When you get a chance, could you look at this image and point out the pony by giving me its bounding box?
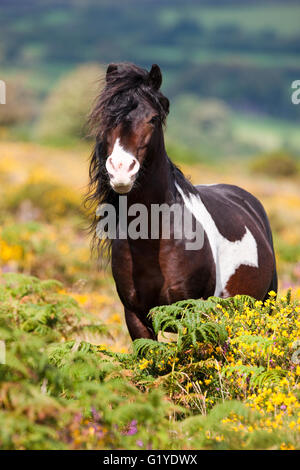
[86,62,277,341]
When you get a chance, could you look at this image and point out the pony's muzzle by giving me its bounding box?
[106,156,140,194]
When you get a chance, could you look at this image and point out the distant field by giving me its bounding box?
[231,114,300,153]
[159,4,300,36]
[165,105,300,159]
[1,0,300,132]
[191,51,300,68]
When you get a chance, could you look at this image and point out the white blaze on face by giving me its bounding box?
[106,138,140,194]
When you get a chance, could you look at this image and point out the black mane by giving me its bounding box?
[85,63,170,259]
[88,62,169,140]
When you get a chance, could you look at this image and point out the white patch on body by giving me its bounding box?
[175,183,259,296]
[106,138,140,193]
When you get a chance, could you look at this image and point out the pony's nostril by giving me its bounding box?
[128,158,139,176]
[128,159,136,172]
[106,157,117,178]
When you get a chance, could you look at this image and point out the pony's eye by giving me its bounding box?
[149,115,159,125]
[124,116,131,125]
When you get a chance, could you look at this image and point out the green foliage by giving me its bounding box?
[166,95,237,158]
[36,63,105,144]
[151,298,228,347]
[126,293,300,449]
[177,400,285,450]
[0,273,177,449]
[223,363,286,389]
[0,273,300,449]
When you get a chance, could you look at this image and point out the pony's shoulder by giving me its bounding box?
[195,183,269,230]
[195,183,260,206]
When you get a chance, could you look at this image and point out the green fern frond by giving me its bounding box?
[232,335,274,353]
[133,338,172,358]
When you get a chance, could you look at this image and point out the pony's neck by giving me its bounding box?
[128,128,173,206]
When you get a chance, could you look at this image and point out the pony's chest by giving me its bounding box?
[111,239,215,310]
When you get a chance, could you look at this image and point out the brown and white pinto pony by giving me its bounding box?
[87,62,277,341]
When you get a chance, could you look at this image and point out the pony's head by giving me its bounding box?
[89,62,169,194]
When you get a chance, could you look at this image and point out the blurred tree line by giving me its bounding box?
[0,61,299,169]
[0,0,300,120]
[0,0,300,164]
[36,64,104,144]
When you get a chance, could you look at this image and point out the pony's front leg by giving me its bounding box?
[125,308,156,340]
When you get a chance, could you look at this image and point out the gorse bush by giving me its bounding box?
[127,293,300,449]
[4,173,82,222]
[137,293,300,399]
[250,150,299,178]
[0,220,92,285]
[0,273,299,449]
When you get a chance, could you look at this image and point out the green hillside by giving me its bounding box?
[1,0,300,157]
[1,0,300,119]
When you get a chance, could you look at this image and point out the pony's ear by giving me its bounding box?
[106,63,118,81]
[148,64,162,90]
